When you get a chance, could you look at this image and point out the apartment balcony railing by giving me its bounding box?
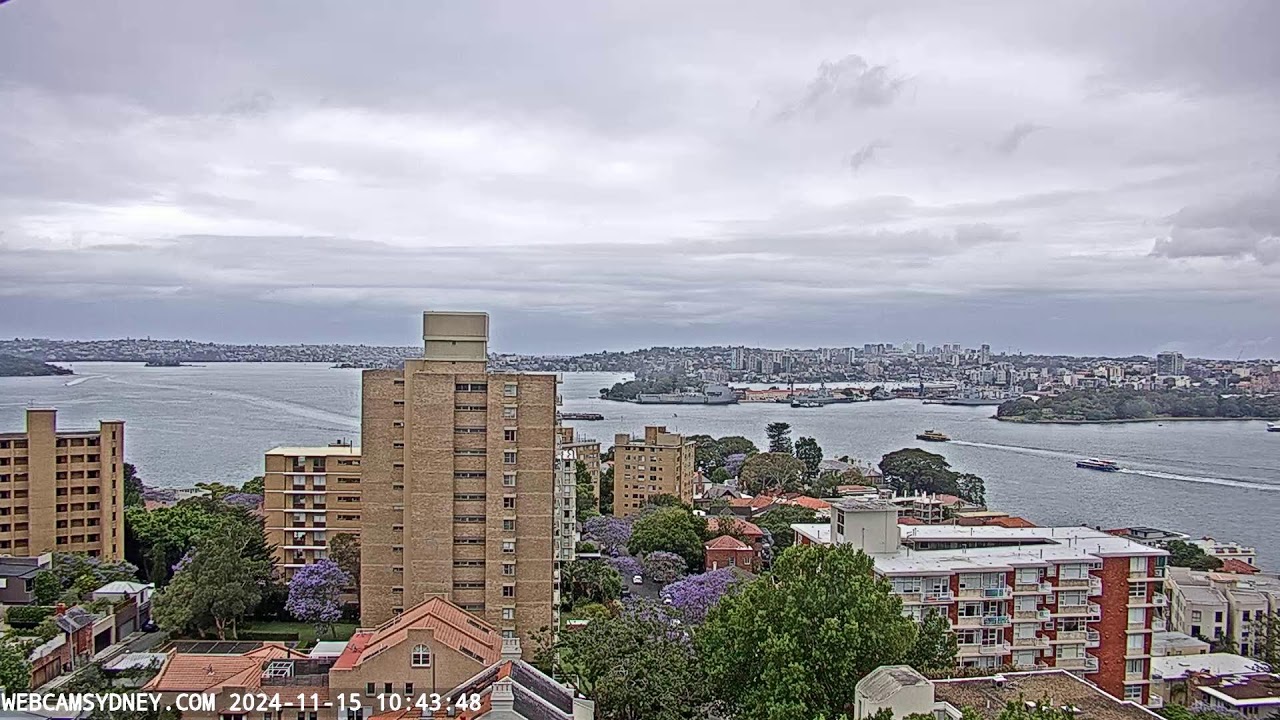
[1125,670,1146,681]
[1153,594,1167,607]
[1148,694,1165,710]
[1085,630,1100,648]
[921,592,956,604]
[1056,654,1099,672]
[1013,609,1049,621]
[980,642,1012,656]
[1089,578,1103,596]
[1012,636,1050,649]
[1152,618,1167,633]
[1057,577,1091,590]
[982,615,1012,627]
[1014,582,1053,595]
[1054,602,1101,618]
[959,586,1012,600]
[1056,630,1087,643]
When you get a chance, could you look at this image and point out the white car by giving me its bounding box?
[632,574,644,585]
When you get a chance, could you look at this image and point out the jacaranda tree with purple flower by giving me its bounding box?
[582,515,632,556]
[642,551,687,584]
[663,568,745,625]
[286,559,350,639]
[608,554,643,581]
[723,453,747,478]
[222,492,264,509]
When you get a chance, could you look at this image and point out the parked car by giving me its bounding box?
[632,574,643,585]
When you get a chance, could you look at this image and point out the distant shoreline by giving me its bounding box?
[994,415,1278,425]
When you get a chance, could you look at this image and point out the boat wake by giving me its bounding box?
[949,440,1078,460]
[1116,468,1280,492]
[64,375,103,387]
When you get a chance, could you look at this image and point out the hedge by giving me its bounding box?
[5,605,55,629]
[235,630,300,641]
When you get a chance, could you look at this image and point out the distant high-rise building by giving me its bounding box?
[980,344,991,365]
[0,409,124,560]
[612,426,696,517]
[1156,351,1186,376]
[731,346,745,370]
[916,342,926,356]
[360,311,557,653]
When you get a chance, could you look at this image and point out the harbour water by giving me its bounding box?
[3,364,1277,567]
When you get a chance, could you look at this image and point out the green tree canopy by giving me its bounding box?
[151,518,273,639]
[794,436,824,478]
[904,611,958,674]
[240,475,265,495]
[562,559,623,608]
[879,448,986,506]
[122,463,145,508]
[628,506,705,571]
[696,544,919,720]
[0,636,33,691]
[1165,540,1223,571]
[739,452,805,496]
[766,422,793,454]
[753,505,819,551]
[575,460,600,521]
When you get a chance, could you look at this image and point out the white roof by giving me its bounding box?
[792,523,830,544]
[885,525,1163,576]
[93,580,152,595]
[266,445,361,457]
[309,640,350,658]
[1153,654,1270,681]
[856,665,931,702]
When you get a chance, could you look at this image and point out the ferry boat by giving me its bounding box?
[1268,423,1279,432]
[915,430,950,442]
[1076,458,1120,472]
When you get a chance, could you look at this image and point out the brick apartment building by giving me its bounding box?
[0,408,125,560]
[794,499,1169,706]
[262,443,362,580]
[359,312,557,653]
[612,426,696,517]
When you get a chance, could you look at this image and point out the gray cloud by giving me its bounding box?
[1,0,1279,356]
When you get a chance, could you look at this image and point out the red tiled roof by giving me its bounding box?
[144,643,306,693]
[986,517,1037,528]
[713,517,764,538]
[332,597,500,672]
[1220,558,1261,574]
[782,495,831,511]
[837,485,876,494]
[897,517,924,525]
[704,535,751,551]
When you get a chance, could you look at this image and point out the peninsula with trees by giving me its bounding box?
[0,353,72,377]
[996,388,1280,423]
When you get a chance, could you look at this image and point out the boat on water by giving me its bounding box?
[634,383,738,405]
[1269,423,1280,433]
[1076,458,1120,472]
[915,430,950,442]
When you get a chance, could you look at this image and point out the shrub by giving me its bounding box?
[5,606,55,629]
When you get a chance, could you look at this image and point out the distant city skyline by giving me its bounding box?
[1,2,1278,358]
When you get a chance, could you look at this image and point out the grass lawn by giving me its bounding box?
[240,621,358,647]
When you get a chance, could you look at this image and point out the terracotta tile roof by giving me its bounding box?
[705,535,751,551]
[712,517,764,538]
[782,495,831,511]
[1220,558,1261,574]
[837,484,877,494]
[897,517,925,525]
[986,516,1038,528]
[332,597,500,672]
[144,643,306,693]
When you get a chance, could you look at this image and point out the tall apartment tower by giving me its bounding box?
[263,443,362,581]
[0,409,124,560]
[361,312,557,652]
[612,426,696,517]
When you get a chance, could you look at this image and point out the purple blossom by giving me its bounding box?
[223,493,263,509]
[582,516,632,556]
[724,453,747,478]
[663,568,746,625]
[286,559,350,628]
[171,551,193,574]
[642,551,687,584]
[609,554,643,580]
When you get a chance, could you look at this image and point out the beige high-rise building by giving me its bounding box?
[361,312,558,652]
[556,426,601,509]
[612,425,696,517]
[0,408,124,560]
[263,443,362,580]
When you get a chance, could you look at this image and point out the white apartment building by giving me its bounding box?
[1166,567,1280,657]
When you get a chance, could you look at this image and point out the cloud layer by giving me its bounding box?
[1,0,1279,356]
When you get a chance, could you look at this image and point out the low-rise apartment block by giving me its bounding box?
[0,408,124,560]
[1189,537,1258,567]
[794,500,1169,706]
[263,443,362,579]
[1165,566,1280,656]
[612,426,696,517]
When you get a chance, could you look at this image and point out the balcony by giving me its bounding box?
[1153,594,1167,607]
[959,586,1012,600]
[1013,636,1050,649]
[1148,694,1165,710]
[980,642,1012,656]
[1085,630,1100,648]
[1089,578,1103,596]
[922,592,956,604]
[1056,630,1087,643]
[1013,609,1049,622]
[1057,654,1099,672]
[1057,577,1091,590]
[1125,670,1146,682]
[1152,618,1167,633]
[1054,602,1101,619]
[1014,582,1052,595]
[982,615,1012,627]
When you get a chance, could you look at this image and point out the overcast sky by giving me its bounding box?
[1,1,1278,357]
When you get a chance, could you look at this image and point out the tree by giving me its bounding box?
[1250,609,1280,667]
[127,496,272,586]
[696,544,919,720]
[599,465,615,515]
[710,467,731,483]
[32,569,62,605]
[122,462,145,508]
[879,448,987,506]
[550,603,707,720]
[152,519,272,639]
[562,560,622,607]
[905,611,958,674]
[329,533,361,604]
[583,515,632,556]
[575,460,599,521]
[956,474,987,508]
[609,554,644,581]
[0,636,33,692]
[795,436,824,478]
[240,475,265,495]
[628,507,705,572]
[807,470,843,499]
[664,568,746,625]
[739,452,805,496]
[755,505,819,551]
[724,453,748,478]
[286,560,350,638]
[1165,540,1224,571]
[643,551,688,584]
[766,422,793,454]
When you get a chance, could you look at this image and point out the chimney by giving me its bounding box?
[491,678,515,713]
[501,636,522,661]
